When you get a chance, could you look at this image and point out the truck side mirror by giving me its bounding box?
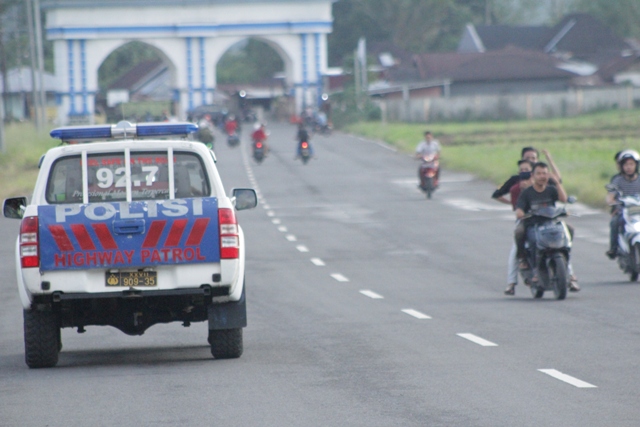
[232,188,257,211]
[3,197,28,219]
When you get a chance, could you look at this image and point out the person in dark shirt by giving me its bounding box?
[513,162,578,291]
[497,147,563,295]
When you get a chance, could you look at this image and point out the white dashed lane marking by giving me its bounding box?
[538,369,597,388]
[401,309,431,320]
[359,290,384,299]
[271,219,281,224]
[277,226,288,232]
[457,333,498,347]
[286,234,297,242]
[266,211,275,217]
[330,273,349,282]
[310,258,325,266]
[296,245,309,252]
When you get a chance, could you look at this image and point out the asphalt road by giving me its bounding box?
[1,123,639,427]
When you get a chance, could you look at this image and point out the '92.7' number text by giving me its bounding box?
[96,166,159,188]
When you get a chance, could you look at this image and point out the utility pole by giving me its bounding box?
[485,0,492,25]
[26,0,40,129]
[34,0,46,127]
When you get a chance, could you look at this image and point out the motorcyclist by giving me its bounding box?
[251,123,269,156]
[295,123,314,158]
[514,162,578,290]
[606,150,640,259]
[224,115,238,136]
[415,131,441,189]
[197,114,215,146]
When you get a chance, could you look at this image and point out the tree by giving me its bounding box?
[216,39,284,85]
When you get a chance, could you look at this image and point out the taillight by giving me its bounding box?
[218,208,239,259]
[301,142,308,149]
[20,216,39,268]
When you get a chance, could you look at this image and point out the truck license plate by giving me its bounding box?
[106,271,157,287]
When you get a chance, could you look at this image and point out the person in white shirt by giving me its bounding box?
[415,131,441,188]
[415,131,441,157]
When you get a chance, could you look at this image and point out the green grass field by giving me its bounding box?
[348,109,640,207]
[0,123,58,200]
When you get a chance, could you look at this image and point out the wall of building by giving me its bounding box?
[380,86,640,122]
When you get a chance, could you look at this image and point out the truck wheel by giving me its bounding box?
[209,328,243,359]
[24,309,60,368]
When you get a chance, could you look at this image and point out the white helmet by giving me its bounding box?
[618,150,640,172]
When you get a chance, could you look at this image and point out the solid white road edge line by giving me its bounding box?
[359,290,384,299]
[401,309,431,319]
[538,369,597,388]
[330,273,349,282]
[310,258,325,266]
[457,333,498,347]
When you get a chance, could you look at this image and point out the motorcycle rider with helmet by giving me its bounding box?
[606,150,640,259]
[251,123,269,156]
[415,131,441,189]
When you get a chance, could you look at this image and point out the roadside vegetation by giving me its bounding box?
[347,109,640,207]
[0,123,58,200]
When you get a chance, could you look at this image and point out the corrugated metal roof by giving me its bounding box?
[414,47,577,83]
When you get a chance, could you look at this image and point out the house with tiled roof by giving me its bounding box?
[410,46,579,97]
[458,13,639,85]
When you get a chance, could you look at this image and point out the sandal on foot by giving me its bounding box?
[504,283,516,295]
[569,276,580,292]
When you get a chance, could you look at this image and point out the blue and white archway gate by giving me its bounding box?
[43,0,335,124]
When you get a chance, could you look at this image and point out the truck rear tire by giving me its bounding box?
[209,328,243,359]
[24,309,60,368]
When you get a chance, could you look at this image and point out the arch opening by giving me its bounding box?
[97,41,176,123]
[216,37,292,120]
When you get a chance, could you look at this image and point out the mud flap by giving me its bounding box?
[207,286,246,330]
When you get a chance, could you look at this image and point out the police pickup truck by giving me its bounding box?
[3,121,257,368]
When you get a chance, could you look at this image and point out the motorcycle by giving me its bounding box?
[607,184,640,281]
[253,140,265,164]
[419,154,440,199]
[227,132,240,147]
[519,206,572,300]
[298,141,312,164]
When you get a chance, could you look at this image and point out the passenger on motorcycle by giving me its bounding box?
[415,131,441,189]
[251,123,269,156]
[514,162,578,290]
[492,147,562,205]
[606,150,640,259]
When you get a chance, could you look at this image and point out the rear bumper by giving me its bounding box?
[30,284,245,336]
[48,285,229,302]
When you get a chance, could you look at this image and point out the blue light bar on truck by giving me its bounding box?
[50,121,199,142]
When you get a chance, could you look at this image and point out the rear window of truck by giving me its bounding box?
[45,151,210,204]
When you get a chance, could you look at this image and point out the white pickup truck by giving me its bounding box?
[3,121,257,368]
